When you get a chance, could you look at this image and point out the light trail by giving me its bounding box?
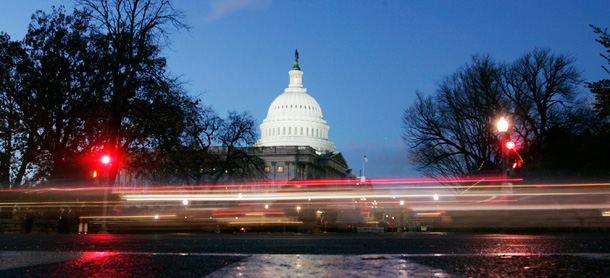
[408,203,610,212]
[2,177,609,232]
[212,212,285,216]
[228,220,303,225]
[79,214,176,220]
[2,179,608,194]
[236,200,519,206]
[0,177,546,192]
[120,188,609,202]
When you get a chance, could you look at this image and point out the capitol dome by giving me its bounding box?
[255,51,335,153]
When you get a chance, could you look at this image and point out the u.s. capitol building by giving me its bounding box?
[252,51,350,181]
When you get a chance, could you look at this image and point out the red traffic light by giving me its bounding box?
[505,141,516,150]
[101,155,111,164]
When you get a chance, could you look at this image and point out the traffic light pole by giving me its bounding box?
[98,159,111,234]
[502,133,508,181]
[99,183,109,234]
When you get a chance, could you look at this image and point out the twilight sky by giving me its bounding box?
[1,1,609,178]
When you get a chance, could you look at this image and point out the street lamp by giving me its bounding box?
[496,117,508,133]
[496,117,509,180]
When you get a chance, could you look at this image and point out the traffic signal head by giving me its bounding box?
[512,160,522,169]
[505,141,516,150]
[101,155,111,164]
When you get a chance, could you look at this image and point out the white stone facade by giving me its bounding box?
[249,146,349,181]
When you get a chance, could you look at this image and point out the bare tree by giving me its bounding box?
[212,111,265,184]
[130,104,223,185]
[504,48,583,144]
[403,49,587,182]
[403,55,507,183]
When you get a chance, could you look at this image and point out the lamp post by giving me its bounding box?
[496,117,509,181]
[496,117,513,227]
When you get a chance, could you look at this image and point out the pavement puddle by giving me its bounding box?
[205,254,450,277]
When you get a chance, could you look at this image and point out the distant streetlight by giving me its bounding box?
[183,199,189,206]
[433,194,439,201]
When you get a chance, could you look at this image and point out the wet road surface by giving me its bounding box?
[1,233,610,277]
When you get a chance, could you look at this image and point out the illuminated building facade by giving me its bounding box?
[254,51,350,181]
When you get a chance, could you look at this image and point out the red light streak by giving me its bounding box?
[79,251,117,261]
[213,208,283,212]
[1,180,609,193]
[239,201,361,206]
[238,199,518,206]
[212,212,285,216]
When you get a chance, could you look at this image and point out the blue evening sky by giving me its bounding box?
[1,1,609,178]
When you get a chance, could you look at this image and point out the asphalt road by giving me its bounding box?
[1,232,610,277]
